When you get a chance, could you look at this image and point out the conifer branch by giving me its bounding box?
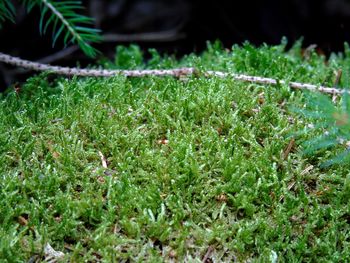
[36,0,101,57]
[1,0,101,57]
[0,0,15,28]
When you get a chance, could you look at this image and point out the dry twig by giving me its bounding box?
[0,52,349,95]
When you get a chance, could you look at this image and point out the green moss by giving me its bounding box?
[1,42,350,262]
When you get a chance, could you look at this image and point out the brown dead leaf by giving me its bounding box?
[301,165,314,175]
[18,215,28,226]
[216,127,223,135]
[18,214,35,232]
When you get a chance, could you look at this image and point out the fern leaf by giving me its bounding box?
[320,148,350,168]
[296,91,350,167]
[0,0,15,29]
[20,0,101,57]
[302,134,339,155]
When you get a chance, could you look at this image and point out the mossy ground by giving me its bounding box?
[1,42,350,262]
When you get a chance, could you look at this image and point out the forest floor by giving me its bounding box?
[1,42,350,262]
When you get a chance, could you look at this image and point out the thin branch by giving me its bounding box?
[6,46,80,76]
[0,52,196,77]
[205,70,350,95]
[0,51,349,95]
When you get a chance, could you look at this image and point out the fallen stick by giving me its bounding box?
[0,52,348,95]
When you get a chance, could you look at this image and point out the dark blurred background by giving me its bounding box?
[1,0,350,89]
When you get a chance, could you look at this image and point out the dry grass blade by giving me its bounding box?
[98,151,108,168]
[282,138,295,160]
[202,245,214,263]
[300,165,314,175]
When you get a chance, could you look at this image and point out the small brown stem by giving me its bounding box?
[202,245,214,263]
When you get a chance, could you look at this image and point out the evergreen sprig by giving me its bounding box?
[0,0,15,28]
[296,92,350,167]
[0,0,101,57]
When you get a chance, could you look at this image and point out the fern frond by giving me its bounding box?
[302,130,339,155]
[296,91,350,167]
[321,148,350,167]
[20,0,101,57]
[0,0,15,29]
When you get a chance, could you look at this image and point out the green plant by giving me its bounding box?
[0,1,348,172]
[1,43,350,262]
[295,91,350,167]
[288,42,350,168]
[0,0,101,57]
